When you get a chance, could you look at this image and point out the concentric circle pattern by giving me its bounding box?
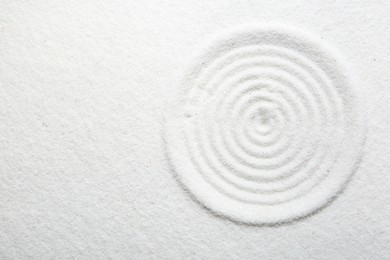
[164,26,365,224]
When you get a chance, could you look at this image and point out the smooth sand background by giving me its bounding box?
[0,1,389,259]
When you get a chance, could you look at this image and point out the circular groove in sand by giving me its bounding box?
[165,26,365,224]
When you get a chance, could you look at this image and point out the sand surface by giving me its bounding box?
[0,1,389,259]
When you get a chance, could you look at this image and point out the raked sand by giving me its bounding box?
[164,25,366,225]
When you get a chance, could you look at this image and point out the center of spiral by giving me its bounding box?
[249,107,276,133]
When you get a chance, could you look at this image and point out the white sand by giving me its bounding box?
[0,1,389,259]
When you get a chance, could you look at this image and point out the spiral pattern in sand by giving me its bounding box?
[164,26,365,224]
